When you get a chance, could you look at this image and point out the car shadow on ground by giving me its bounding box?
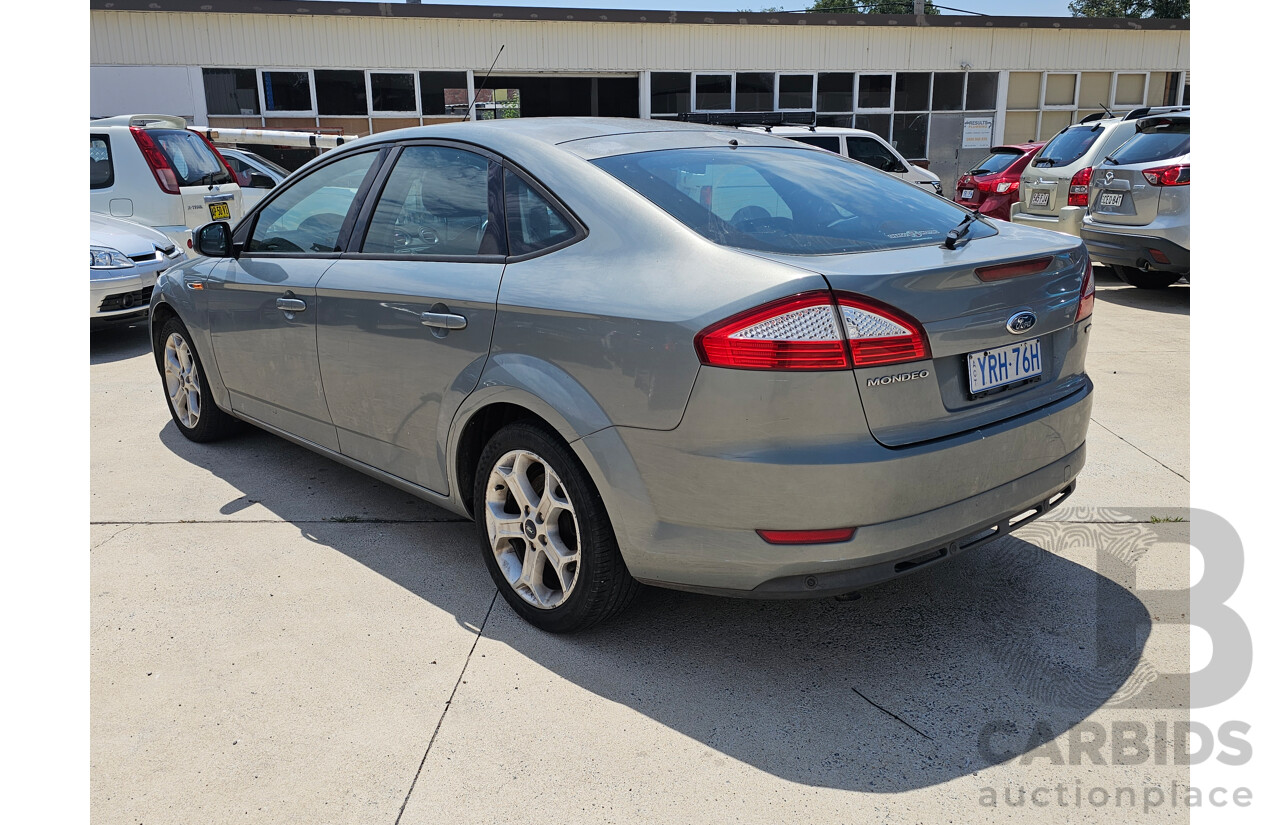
[156,420,1152,794]
[1093,267,1189,316]
[90,321,152,365]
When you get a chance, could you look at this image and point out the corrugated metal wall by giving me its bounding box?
[90,11,1189,74]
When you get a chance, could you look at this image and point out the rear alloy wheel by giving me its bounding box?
[474,421,638,632]
[1114,265,1182,290]
[157,317,240,442]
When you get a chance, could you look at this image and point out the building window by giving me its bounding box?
[370,73,417,114]
[857,74,892,110]
[854,114,890,139]
[695,74,732,111]
[315,70,368,116]
[1044,73,1078,107]
[891,113,929,159]
[651,72,691,115]
[420,71,468,116]
[931,73,965,111]
[203,68,260,116]
[894,73,931,112]
[1113,73,1146,107]
[735,72,774,112]
[777,74,815,111]
[965,73,998,110]
[817,73,854,112]
[262,71,312,113]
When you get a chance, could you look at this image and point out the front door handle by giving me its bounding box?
[421,312,467,330]
[276,297,307,313]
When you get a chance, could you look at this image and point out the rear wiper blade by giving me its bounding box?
[944,211,979,250]
[1034,158,1056,167]
[1102,155,1119,165]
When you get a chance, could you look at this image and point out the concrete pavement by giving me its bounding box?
[91,268,1191,823]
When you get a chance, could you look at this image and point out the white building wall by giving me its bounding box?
[90,11,1189,74]
[89,65,207,122]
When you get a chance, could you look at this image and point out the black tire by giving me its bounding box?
[473,420,639,633]
[1114,265,1182,290]
[155,316,241,443]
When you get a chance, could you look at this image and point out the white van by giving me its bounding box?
[746,126,943,194]
[90,114,244,251]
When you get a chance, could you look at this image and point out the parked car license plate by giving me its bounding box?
[1030,190,1050,207]
[208,201,231,220]
[968,338,1042,394]
[961,188,975,200]
[1098,192,1123,208]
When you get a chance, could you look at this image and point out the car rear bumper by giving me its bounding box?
[1009,204,1085,237]
[1080,225,1190,274]
[586,374,1092,594]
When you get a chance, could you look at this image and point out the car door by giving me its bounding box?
[208,149,384,449]
[314,143,507,494]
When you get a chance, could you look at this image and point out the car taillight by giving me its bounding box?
[995,180,1019,194]
[1075,260,1095,322]
[1068,166,1092,206]
[695,291,930,371]
[1141,164,1190,186]
[129,127,180,195]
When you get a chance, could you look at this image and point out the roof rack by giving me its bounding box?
[1122,105,1190,121]
[677,111,818,130]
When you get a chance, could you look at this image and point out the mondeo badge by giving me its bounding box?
[1006,311,1037,334]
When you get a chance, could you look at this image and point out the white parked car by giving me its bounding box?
[90,114,244,251]
[90,213,185,324]
[217,147,290,210]
[748,126,943,194]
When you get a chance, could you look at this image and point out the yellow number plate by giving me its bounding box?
[208,201,231,221]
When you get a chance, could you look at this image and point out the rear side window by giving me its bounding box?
[593,146,994,255]
[248,151,378,254]
[969,149,1022,176]
[361,146,499,257]
[504,170,577,256]
[1109,119,1190,165]
[90,135,113,189]
[147,129,231,186]
[788,135,841,154]
[1033,125,1102,168]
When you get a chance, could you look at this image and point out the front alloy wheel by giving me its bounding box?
[163,331,202,429]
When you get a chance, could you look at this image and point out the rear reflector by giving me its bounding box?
[975,256,1053,282]
[757,527,856,545]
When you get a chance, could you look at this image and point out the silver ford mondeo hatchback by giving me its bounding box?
[151,118,1094,632]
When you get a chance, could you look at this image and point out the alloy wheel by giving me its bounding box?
[163,332,202,429]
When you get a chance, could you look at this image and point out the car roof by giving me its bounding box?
[992,142,1044,152]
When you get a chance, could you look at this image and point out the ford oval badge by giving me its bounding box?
[1006,311,1037,335]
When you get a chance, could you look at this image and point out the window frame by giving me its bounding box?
[233,146,389,259]
[202,67,262,116]
[90,133,114,190]
[258,68,317,118]
[1041,71,1081,110]
[1110,72,1150,109]
[648,71,693,117]
[693,72,735,113]
[855,73,894,114]
[776,72,817,112]
[367,71,420,117]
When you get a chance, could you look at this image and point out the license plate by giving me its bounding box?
[968,338,1042,394]
[961,188,975,200]
[1030,190,1051,208]
[1098,192,1123,208]
[209,201,231,220]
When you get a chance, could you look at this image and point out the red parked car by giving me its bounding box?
[954,142,1044,221]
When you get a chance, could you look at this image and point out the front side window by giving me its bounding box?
[593,147,993,255]
[90,135,113,189]
[846,137,901,172]
[361,146,497,257]
[247,151,378,254]
[505,170,577,256]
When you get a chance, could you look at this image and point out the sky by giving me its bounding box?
[367,1,1078,16]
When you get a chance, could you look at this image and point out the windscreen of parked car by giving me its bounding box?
[148,129,233,187]
[968,149,1023,176]
[1032,125,1103,168]
[1107,119,1190,166]
[593,147,994,255]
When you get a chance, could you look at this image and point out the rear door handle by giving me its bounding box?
[276,297,307,313]
[421,312,467,330]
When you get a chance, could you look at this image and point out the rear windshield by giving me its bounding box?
[1032,126,1102,168]
[969,149,1023,176]
[592,147,994,255]
[1108,119,1190,165]
[148,129,232,187]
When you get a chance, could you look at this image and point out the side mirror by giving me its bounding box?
[248,173,276,189]
[887,159,909,174]
[193,221,232,258]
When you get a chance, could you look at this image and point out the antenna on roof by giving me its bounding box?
[465,45,505,122]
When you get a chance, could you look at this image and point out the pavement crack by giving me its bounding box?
[394,589,499,825]
[1090,417,1189,483]
[90,523,135,550]
[850,687,933,741]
